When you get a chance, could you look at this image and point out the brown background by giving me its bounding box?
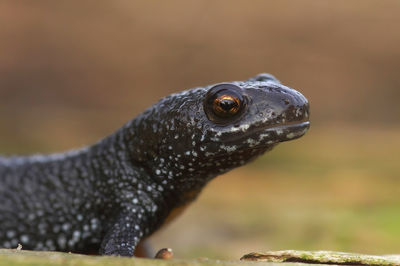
[1,0,400,259]
[1,1,400,152]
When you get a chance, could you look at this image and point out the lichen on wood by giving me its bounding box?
[241,250,400,265]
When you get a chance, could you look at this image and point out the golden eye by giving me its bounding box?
[213,95,241,116]
[204,84,246,124]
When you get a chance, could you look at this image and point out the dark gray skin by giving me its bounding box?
[0,73,310,256]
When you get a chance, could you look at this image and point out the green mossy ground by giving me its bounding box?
[1,249,399,266]
[0,249,306,266]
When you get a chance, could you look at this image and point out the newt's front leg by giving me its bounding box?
[100,211,143,256]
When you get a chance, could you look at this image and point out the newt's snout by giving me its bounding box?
[262,84,310,142]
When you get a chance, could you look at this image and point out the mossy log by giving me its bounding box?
[1,249,400,266]
[241,250,400,265]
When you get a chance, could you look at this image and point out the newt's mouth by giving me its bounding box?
[221,119,310,146]
[204,120,309,160]
[266,121,310,143]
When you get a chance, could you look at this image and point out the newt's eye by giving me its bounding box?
[213,95,240,116]
[204,84,246,124]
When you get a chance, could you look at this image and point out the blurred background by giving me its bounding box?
[1,0,400,259]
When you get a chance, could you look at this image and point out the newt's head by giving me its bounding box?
[130,73,309,190]
[200,73,309,151]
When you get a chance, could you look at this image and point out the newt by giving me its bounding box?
[0,73,310,256]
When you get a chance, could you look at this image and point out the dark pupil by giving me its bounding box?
[204,84,245,123]
[219,98,237,111]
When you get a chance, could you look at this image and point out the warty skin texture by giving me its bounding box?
[0,73,310,256]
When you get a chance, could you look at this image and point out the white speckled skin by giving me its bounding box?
[0,73,309,256]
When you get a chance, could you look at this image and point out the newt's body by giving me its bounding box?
[0,74,309,256]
